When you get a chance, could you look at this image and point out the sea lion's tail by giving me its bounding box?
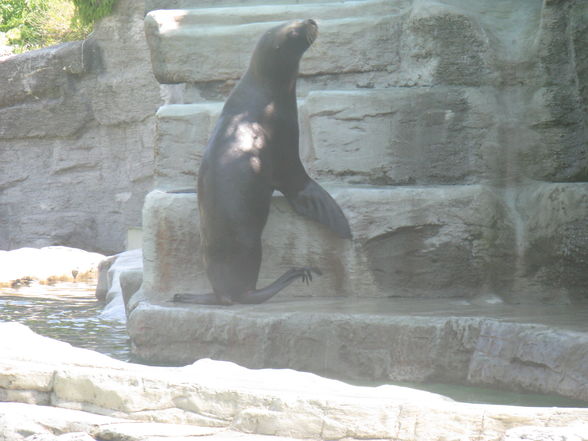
[172,267,321,305]
[285,179,352,239]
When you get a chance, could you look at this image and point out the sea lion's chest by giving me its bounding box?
[219,101,297,160]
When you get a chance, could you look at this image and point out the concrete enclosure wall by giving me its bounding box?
[0,0,161,255]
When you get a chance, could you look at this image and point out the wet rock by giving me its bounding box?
[119,270,143,316]
[97,249,143,322]
[95,256,117,302]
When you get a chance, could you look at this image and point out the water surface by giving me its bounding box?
[0,282,130,361]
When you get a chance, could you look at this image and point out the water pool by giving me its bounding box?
[0,282,130,362]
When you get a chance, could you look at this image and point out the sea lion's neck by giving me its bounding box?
[247,60,300,96]
[223,71,297,120]
[226,74,294,118]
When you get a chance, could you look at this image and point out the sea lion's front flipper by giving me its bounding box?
[285,179,352,239]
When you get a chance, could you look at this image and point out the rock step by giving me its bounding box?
[147,0,397,27]
[154,102,221,191]
[155,86,559,191]
[128,296,588,404]
[141,182,588,304]
[145,4,401,83]
[146,0,351,13]
[144,0,510,88]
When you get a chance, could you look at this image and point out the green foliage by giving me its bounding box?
[0,0,117,53]
[1,0,33,31]
[0,0,45,33]
[71,0,117,26]
[1,0,47,52]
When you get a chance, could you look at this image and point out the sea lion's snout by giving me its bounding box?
[304,19,318,45]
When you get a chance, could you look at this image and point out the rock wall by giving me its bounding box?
[0,0,162,255]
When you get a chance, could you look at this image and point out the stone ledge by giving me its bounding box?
[145,11,403,83]
[128,297,588,403]
[146,0,398,27]
[154,85,583,189]
[141,183,588,304]
[300,88,492,185]
[3,322,588,441]
[141,184,510,302]
[0,402,296,441]
[145,0,353,12]
[154,86,495,190]
[0,41,89,108]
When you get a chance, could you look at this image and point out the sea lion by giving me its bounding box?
[174,19,351,305]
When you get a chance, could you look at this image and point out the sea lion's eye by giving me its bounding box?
[288,30,298,39]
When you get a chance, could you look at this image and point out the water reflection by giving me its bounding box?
[0,282,130,362]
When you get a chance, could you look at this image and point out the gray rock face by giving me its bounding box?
[0,0,162,254]
[153,104,221,191]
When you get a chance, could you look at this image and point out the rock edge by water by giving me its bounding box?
[1,322,587,441]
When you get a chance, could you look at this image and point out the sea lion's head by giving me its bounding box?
[250,19,318,81]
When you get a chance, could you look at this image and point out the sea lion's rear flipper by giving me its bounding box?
[174,268,321,305]
[173,292,233,305]
[238,267,321,304]
[285,180,352,239]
